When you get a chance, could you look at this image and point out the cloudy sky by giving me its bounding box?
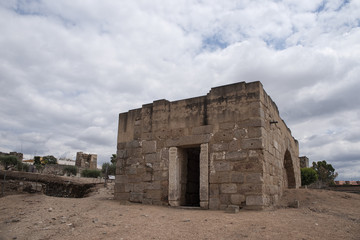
[0,0,359,180]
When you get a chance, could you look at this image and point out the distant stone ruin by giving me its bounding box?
[115,81,301,210]
[0,151,23,162]
[299,156,309,168]
[75,152,97,169]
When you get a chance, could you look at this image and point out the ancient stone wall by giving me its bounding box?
[115,81,300,210]
[75,152,97,169]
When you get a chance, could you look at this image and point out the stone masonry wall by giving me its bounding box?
[115,81,300,210]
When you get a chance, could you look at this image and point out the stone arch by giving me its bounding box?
[284,150,296,188]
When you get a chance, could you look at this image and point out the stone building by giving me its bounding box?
[75,152,97,169]
[299,156,309,168]
[115,81,301,210]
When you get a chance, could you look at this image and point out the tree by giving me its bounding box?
[110,154,117,164]
[312,160,338,185]
[101,162,116,176]
[301,168,318,186]
[0,155,19,170]
[43,155,57,164]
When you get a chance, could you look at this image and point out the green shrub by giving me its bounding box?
[301,167,318,186]
[81,169,101,178]
[0,155,19,170]
[63,165,78,176]
[16,161,29,172]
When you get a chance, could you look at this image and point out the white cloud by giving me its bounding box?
[0,0,359,179]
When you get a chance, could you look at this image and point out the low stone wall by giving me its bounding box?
[0,170,98,198]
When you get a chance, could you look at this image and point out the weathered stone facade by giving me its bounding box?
[75,152,97,169]
[115,81,301,210]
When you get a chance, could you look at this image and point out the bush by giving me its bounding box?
[63,165,78,176]
[301,167,318,186]
[0,155,19,170]
[81,169,101,178]
[16,161,29,172]
[43,155,57,164]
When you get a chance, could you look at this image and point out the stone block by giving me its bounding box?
[230,194,245,205]
[114,183,125,193]
[234,128,247,139]
[219,122,235,130]
[245,173,263,184]
[125,183,133,192]
[114,192,130,200]
[211,143,228,152]
[127,157,143,165]
[211,152,226,161]
[115,175,128,184]
[133,183,145,192]
[210,172,230,183]
[220,184,237,194]
[228,140,241,152]
[145,181,161,190]
[225,205,239,214]
[241,138,263,150]
[117,142,126,150]
[130,192,143,203]
[200,201,209,209]
[238,184,263,194]
[142,140,157,153]
[226,151,247,161]
[246,195,266,206]
[126,140,141,149]
[117,149,127,158]
[213,131,234,142]
[220,194,230,204]
[192,125,213,135]
[233,161,261,172]
[209,198,220,209]
[248,127,264,138]
[231,172,244,183]
[145,190,162,200]
[209,184,219,196]
[145,153,157,163]
[214,161,232,171]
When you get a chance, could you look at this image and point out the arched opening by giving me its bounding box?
[284,150,296,188]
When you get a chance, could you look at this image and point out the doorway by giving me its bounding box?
[168,144,208,208]
[184,147,200,206]
[284,150,296,188]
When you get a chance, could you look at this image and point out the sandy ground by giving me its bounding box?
[1,183,359,240]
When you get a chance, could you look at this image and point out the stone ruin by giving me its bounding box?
[115,81,301,210]
[75,152,97,170]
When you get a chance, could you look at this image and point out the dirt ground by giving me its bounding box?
[1,183,359,240]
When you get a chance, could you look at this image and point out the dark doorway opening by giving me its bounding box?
[284,150,296,188]
[184,147,200,206]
